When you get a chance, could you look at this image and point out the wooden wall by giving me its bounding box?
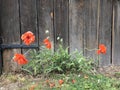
[0,0,120,72]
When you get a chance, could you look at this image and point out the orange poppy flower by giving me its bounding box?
[13,53,28,65]
[29,84,37,90]
[97,44,107,54]
[49,83,55,88]
[46,80,50,84]
[58,79,64,85]
[21,31,35,45]
[46,42,51,49]
[43,38,50,44]
[43,38,51,49]
[45,80,50,86]
[72,79,76,84]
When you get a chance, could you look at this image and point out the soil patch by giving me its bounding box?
[1,65,120,90]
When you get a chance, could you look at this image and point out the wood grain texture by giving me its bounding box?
[1,0,21,72]
[1,0,120,71]
[83,0,98,59]
[99,0,112,66]
[20,0,38,43]
[0,0,2,74]
[54,0,69,49]
[69,0,84,53]
[37,0,54,48]
[19,0,38,56]
[112,0,120,65]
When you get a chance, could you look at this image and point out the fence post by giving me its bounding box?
[0,48,2,74]
[0,37,2,74]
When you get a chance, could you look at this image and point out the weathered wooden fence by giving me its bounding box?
[0,0,120,72]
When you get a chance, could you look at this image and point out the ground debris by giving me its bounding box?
[98,65,120,78]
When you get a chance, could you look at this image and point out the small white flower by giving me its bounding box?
[57,37,60,40]
[45,30,49,34]
[78,74,81,77]
[60,38,63,42]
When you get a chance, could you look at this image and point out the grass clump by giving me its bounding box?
[22,45,94,76]
[20,45,120,90]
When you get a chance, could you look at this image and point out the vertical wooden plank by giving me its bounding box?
[99,0,112,66]
[69,0,84,53]
[54,0,69,48]
[112,0,120,65]
[0,49,2,74]
[19,0,38,55]
[0,0,2,74]
[1,0,21,72]
[84,0,98,59]
[37,0,54,48]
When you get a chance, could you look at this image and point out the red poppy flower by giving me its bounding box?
[43,38,51,49]
[29,84,37,90]
[58,79,64,85]
[49,83,55,88]
[46,80,50,84]
[21,31,35,45]
[97,44,107,54]
[43,38,50,44]
[13,53,28,65]
[46,42,51,49]
[72,79,76,84]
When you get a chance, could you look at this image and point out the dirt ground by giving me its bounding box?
[1,65,120,90]
[98,65,120,78]
[0,73,43,90]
